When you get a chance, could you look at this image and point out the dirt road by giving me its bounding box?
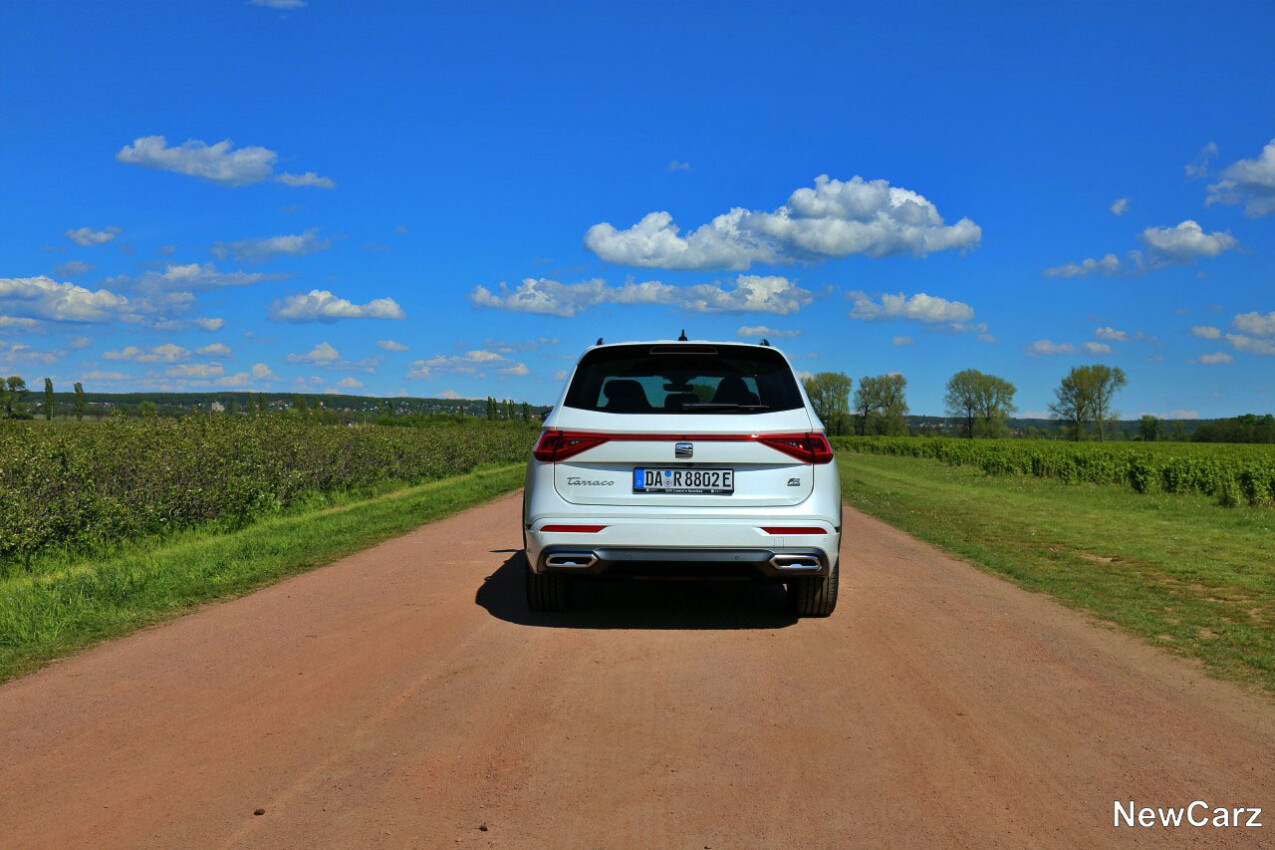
[1,491,1272,848]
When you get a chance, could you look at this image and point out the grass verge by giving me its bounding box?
[0,463,525,684]
[839,451,1275,694]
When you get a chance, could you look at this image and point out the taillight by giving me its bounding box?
[757,433,834,464]
[762,527,827,534]
[532,430,610,462]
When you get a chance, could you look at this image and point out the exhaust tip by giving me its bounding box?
[545,552,598,569]
[771,554,821,571]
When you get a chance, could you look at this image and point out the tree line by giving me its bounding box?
[803,363,1131,441]
[2,376,88,421]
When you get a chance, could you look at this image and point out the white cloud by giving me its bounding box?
[407,349,525,379]
[1191,325,1222,339]
[286,341,340,363]
[52,260,95,277]
[66,226,120,246]
[0,316,39,329]
[1138,220,1237,259]
[892,336,915,346]
[0,275,134,323]
[251,0,306,7]
[113,262,285,292]
[211,229,330,263]
[1225,333,1275,356]
[80,370,128,381]
[847,291,975,325]
[1185,142,1218,179]
[268,289,406,322]
[336,377,363,388]
[275,172,335,189]
[469,274,813,318]
[737,325,801,338]
[66,336,92,349]
[1094,326,1127,341]
[553,370,568,381]
[251,363,276,379]
[377,339,410,351]
[104,343,188,362]
[116,136,278,187]
[1026,340,1077,356]
[665,160,692,172]
[1206,138,1275,216]
[1042,253,1124,278]
[195,342,233,357]
[195,317,225,331]
[584,174,981,270]
[166,363,224,378]
[1191,352,1233,365]
[1233,311,1275,336]
[1109,198,1130,216]
[1083,342,1113,354]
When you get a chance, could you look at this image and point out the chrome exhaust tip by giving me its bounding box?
[545,552,598,569]
[771,554,821,570]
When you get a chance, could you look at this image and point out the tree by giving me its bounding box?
[73,382,85,421]
[802,372,853,436]
[3,376,28,418]
[137,400,159,417]
[43,377,54,421]
[854,374,909,436]
[486,396,497,421]
[1048,365,1127,441]
[944,369,1017,438]
[1139,414,1161,442]
[521,401,531,423]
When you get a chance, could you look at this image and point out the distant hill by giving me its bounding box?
[38,391,550,420]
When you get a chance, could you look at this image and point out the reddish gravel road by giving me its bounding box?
[2,490,1273,848]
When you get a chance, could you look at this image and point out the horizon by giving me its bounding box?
[3,2,1275,419]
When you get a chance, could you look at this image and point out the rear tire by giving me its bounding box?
[525,555,571,612]
[789,557,838,617]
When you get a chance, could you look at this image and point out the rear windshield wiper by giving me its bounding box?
[681,402,771,411]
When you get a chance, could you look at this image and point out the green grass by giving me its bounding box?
[839,452,1275,694]
[0,462,525,684]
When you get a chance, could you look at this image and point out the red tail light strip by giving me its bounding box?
[762,527,828,535]
[533,429,834,464]
[540,525,607,533]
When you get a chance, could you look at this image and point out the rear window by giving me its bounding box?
[563,344,803,415]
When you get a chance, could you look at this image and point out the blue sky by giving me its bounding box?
[3,1,1275,418]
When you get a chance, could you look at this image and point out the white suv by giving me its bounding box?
[522,337,841,617]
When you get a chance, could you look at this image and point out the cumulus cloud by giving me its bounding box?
[0,316,40,329]
[1191,325,1222,339]
[483,337,559,354]
[1109,198,1130,216]
[1094,327,1127,342]
[167,363,223,378]
[0,275,134,323]
[469,275,813,318]
[1185,142,1218,179]
[1191,352,1233,365]
[251,363,276,379]
[195,317,225,331]
[846,291,976,327]
[286,341,341,363]
[104,343,188,362]
[584,174,981,270]
[66,227,120,246]
[336,377,363,388]
[1233,311,1275,336]
[407,349,525,379]
[1025,340,1077,356]
[80,370,128,381]
[377,339,410,351]
[1083,342,1113,354]
[195,342,233,357]
[112,262,286,293]
[1206,139,1275,216]
[892,336,915,346]
[268,289,406,322]
[737,325,801,338]
[211,229,330,263]
[1042,253,1125,278]
[275,172,335,189]
[1138,220,1237,259]
[1225,333,1275,356]
[665,160,692,172]
[116,136,278,187]
[52,260,95,277]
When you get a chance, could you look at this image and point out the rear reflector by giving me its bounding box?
[532,429,835,464]
[540,525,607,533]
[762,527,827,535]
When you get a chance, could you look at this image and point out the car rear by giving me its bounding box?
[523,340,841,616]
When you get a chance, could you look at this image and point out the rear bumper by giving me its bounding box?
[536,545,831,579]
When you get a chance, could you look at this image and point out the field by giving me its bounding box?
[0,417,537,574]
[836,448,1275,693]
[834,435,1275,507]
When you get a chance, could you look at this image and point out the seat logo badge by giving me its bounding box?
[675,442,693,459]
[788,477,801,486]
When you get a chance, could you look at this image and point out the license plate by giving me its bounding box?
[633,468,734,495]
